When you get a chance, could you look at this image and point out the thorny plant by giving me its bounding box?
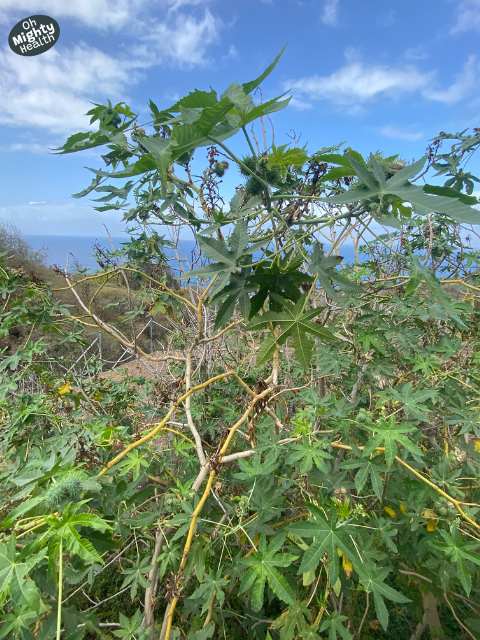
[1,52,480,640]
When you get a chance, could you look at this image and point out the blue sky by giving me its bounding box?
[0,0,479,237]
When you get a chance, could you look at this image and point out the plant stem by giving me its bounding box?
[209,136,272,192]
[56,537,63,640]
[242,126,257,158]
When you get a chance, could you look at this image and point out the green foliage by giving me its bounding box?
[249,296,336,368]
[2,53,480,640]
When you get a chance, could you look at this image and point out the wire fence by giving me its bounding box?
[16,317,167,393]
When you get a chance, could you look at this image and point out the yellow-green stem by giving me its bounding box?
[56,537,63,640]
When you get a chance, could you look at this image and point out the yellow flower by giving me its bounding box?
[57,382,72,396]
[342,553,353,578]
[421,509,438,532]
[384,506,397,518]
[426,519,438,533]
[399,501,407,514]
[473,438,480,453]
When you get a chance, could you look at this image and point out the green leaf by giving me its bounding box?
[320,613,352,640]
[289,507,355,583]
[188,572,228,615]
[242,48,286,94]
[423,184,478,204]
[386,156,427,187]
[171,89,218,110]
[433,526,480,595]
[345,150,379,191]
[363,416,422,468]
[113,610,145,639]
[309,243,358,297]
[381,383,437,420]
[356,564,409,631]
[325,153,480,224]
[187,222,253,298]
[267,145,308,173]
[240,535,297,611]
[249,296,336,368]
[0,538,45,609]
[266,144,307,179]
[394,183,480,224]
[137,136,171,180]
[54,130,111,155]
[286,439,331,474]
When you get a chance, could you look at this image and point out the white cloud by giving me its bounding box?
[0,0,214,29]
[289,97,313,111]
[286,59,431,107]
[286,52,479,110]
[0,4,222,134]
[223,44,239,60]
[0,44,133,132]
[451,0,480,34]
[321,0,339,26]
[423,54,478,105]
[167,0,211,11]
[134,9,220,67]
[0,0,147,29]
[379,125,424,142]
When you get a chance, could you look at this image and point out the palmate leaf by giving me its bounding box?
[0,610,39,640]
[249,296,336,368]
[113,611,146,640]
[236,94,291,128]
[270,601,311,640]
[309,243,358,297]
[188,572,228,615]
[170,96,236,157]
[342,456,386,500]
[320,613,353,640]
[234,448,279,480]
[432,526,480,595]
[248,253,311,317]
[186,222,253,298]
[325,153,480,225]
[0,538,45,609]
[380,383,438,420]
[363,416,422,467]
[267,145,308,177]
[286,438,332,474]
[288,506,356,584]
[240,535,297,611]
[137,136,172,180]
[33,505,111,567]
[120,557,150,601]
[211,270,253,329]
[64,529,103,564]
[355,564,410,630]
[163,50,287,160]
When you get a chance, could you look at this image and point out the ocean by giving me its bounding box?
[24,234,358,272]
[25,235,130,271]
